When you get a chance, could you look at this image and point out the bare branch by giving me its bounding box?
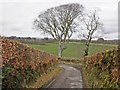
[33,3,84,57]
[78,9,103,56]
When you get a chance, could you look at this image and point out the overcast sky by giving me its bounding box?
[0,0,119,40]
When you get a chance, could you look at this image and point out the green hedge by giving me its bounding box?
[84,48,120,88]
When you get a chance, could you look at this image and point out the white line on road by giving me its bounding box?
[46,79,56,88]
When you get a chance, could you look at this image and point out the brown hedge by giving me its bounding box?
[1,37,58,88]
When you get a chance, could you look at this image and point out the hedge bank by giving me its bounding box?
[84,48,120,88]
[1,37,58,88]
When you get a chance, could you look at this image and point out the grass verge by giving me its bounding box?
[26,66,62,88]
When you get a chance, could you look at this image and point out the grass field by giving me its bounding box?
[28,42,117,58]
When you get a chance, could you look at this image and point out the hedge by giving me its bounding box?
[84,48,120,88]
[1,37,58,88]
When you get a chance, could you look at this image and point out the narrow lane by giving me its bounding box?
[45,64,83,88]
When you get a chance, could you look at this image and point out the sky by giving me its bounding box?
[0,0,119,40]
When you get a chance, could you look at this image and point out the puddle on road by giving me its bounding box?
[70,82,83,88]
[68,77,82,82]
[59,64,79,72]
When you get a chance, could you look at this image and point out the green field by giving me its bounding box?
[28,42,117,58]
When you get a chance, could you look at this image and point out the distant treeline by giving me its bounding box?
[6,36,56,45]
[6,36,119,45]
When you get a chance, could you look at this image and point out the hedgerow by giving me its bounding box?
[1,37,58,88]
[84,48,120,88]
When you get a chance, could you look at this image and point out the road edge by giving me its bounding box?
[41,66,64,88]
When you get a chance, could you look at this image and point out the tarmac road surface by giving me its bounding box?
[44,64,83,88]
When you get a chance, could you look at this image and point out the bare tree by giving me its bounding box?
[33,3,84,57]
[79,10,103,56]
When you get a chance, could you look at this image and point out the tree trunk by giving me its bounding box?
[58,42,63,58]
[84,37,92,56]
[84,44,89,56]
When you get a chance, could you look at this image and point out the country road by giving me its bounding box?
[43,64,83,88]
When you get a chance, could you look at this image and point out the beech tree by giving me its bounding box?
[33,3,84,57]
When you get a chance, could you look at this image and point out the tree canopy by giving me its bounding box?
[33,3,84,57]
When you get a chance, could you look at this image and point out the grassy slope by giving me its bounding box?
[28,42,117,58]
